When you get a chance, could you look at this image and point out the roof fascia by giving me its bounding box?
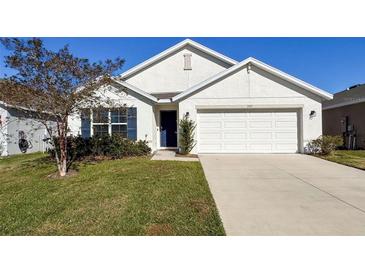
[111,78,158,103]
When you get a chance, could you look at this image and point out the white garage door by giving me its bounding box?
[198,110,298,153]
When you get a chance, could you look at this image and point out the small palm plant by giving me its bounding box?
[179,113,196,155]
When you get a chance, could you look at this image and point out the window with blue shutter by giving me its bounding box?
[127,107,137,140]
[81,109,91,138]
[86,107,137,140]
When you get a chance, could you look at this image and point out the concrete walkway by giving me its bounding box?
[199,154,365,235]
[151,150,199,161]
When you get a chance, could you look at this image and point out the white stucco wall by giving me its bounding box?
[4,108,53,156]
[68,85,157,151]
[178,65,323,154]
[0,105,8,156]
[124,45,232,94]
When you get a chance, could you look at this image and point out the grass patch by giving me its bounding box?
[318,150,365,170]
[0,153,225,235]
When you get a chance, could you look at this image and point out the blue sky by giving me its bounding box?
[1,37,365,93]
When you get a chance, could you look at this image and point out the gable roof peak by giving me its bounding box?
[172,56,333,102]
[119,38,238,79]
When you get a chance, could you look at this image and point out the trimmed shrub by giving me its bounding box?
[179,113,196,155]
[89,135,113,156]
[91,135,151,158]
[307,135,343,155]
[49,135,91,161]
[49,135,151,161]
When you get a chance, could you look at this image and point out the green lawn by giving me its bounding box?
[0,153,225,236]
[319,150,365,170]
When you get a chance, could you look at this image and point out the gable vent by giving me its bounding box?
[184,53,192,70]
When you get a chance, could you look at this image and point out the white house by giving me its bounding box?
[0,102,53,156]
[69,39,333,154]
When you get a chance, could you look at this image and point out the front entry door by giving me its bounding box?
[160,110,177,147]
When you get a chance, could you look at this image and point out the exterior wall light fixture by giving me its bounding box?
[309,110,316,119]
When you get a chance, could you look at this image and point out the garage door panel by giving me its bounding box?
[199,132,222,140]
[248,143,273,152]
[224,112,248,118]
[199,120,222,128]
[275,120,297,128]
[223,143,247,151]
[275,132,297,139]
[249,121,273,129]
[250,132,272,140]
[198,116,223,123]
[224,121,247,128]
[198,110,299,153]
[249,112,273,118]
[274,112,297,117]
[224,132,247,140]
[199,113,222,119]
[274,143,298,151]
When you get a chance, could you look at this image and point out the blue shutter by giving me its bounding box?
[81,110,91,139]
[127,107,137,140]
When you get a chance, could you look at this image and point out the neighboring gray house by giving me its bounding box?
[323,84,365,149]
[0,101,53,156]
[69,39,333,154]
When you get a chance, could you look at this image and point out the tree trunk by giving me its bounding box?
[58,157,67,177]
[57,120,68,177]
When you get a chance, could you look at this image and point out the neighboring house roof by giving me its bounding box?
[172,57,333,102]
[0,100,53,117]
[0,98,43,112]
[323,84,365,110]
[0,80,53,111]
[119,39,238,79]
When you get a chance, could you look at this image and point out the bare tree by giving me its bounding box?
[0,38,124,176]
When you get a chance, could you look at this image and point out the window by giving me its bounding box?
[80,107,137,140]
[92,108,109,137]
[184,53,192,70]
[111,108,127,124]
[93,109,109,123]
[93,125,109,137]
[112,124,127,138]
[110,108,127,138]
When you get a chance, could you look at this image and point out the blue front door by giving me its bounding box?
[160,110,177,147]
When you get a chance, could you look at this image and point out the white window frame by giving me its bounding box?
[90,108,128,137]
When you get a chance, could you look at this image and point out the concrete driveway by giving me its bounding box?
[199,154,365,235]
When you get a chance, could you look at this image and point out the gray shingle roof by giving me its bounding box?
[323,84,365,109]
